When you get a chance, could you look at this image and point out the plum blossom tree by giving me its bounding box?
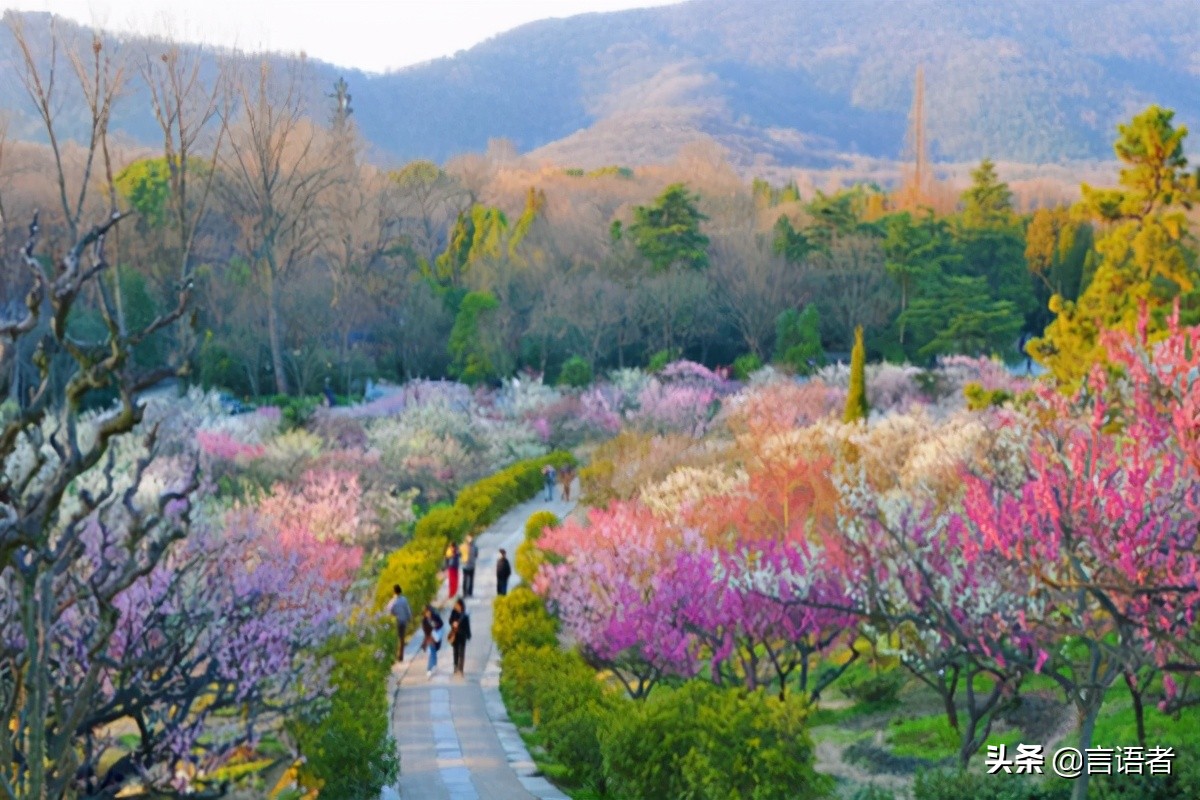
[535,502,699,698]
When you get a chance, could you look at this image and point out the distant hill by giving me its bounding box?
[3,0,1199,170]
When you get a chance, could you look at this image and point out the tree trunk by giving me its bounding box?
[1072,696,1103,800]
[1124,670,1147,748]
[265,265,289,395]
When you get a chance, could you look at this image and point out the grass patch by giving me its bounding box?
[887,715,959,760]
[1056,692,1200,750]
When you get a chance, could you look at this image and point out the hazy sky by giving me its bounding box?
[7,0,684,73]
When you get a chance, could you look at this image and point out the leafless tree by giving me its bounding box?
[387,159,467,267]
[139,39,229,365]
[1,19,200,799]
[806,234,897,350]
[219,57,335,394]
[710,227,808,358]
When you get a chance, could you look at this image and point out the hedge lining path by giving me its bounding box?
[389,485,578,800]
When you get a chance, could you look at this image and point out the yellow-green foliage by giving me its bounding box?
[1029,105,1200,390]
[374,536,444,614]
[414,505,473,542]
[412,452,574,543]
[524,511,558,541]
[516,510,559,584]
[843,325,869,423]
[578,459,614,505]
[292,621,398,796]
[493,586,559,654]
[500,643,618,791]
[600,681,830,800]
[963,382,1013,410]
[515,539,547,585]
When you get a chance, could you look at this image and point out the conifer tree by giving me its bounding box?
[843,325,869,423]
[1029,106,1200,388]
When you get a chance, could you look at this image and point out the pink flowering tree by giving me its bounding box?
[953,377,1199,799]
[664,541,858,701]
[818,485,1041,769]
[535,502,703,697]
[81,512,352,793]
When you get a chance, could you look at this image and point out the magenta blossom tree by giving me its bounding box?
[535,502,704,697]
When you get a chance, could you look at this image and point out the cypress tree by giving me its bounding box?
[843,325,869,423]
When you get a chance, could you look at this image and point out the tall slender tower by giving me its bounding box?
[898,65,932,210]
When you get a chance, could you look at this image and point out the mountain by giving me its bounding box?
[3,1,1199,170]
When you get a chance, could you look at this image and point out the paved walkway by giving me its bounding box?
[388,484,577,800]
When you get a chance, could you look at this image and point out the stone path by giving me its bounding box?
[388,483,578,800]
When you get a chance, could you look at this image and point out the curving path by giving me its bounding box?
[387,484,578,800]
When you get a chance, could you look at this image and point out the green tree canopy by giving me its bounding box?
[448,290,501,384]
[960,158,1014,228]
[903,275,1024,359]
[1030,105,1200,388]
[629,183,709,272]
[774,305,825,374]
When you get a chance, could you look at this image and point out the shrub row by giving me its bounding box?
[494,586,560,654]
[291,619,398,798]
[494,582,831,799]
[410,451,575,543]
[495,587,613,792]
[515,510,559,585]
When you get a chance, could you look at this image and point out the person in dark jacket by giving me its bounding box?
[496,548,512,596]
[388,584,413,662]
[449,597,472,675]
[420,605,445,677]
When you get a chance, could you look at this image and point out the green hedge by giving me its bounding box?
[524,511,558,541]
[515,510,560,584]
[912,770,1067,800]
[500,643,617,792]
[493,586,559,654]
[291,620,398,798]
[515,539,547,586]
[412,452,574,543]
[493,522,831,800]
[374,535,444,614]
[601,681,831,800]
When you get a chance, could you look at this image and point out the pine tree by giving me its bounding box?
[843,325,869,423]
[1029,106,1200,388]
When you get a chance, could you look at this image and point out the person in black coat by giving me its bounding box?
[419,605,444,677]
[496,548,512,596]
[449,597,472,675]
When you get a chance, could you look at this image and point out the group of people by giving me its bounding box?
[386,539,515,679]
[542,463,574,502]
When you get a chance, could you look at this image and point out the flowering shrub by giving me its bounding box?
[639,465,748,518]
[628,380,721,436]
[721,378,842,439]
[253,469,374,547]
[658,359,726,386]
[197,430,266,462]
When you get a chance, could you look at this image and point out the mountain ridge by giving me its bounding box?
[2,1,1198,171]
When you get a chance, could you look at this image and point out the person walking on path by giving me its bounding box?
[496,548,512,596]
[419,605,445,677]
[558,466,573,503]
[443,543,460,598]
[388,584,413,662]
[542,464,556,501]
[448,597,473,675]
[460,535,479,597]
